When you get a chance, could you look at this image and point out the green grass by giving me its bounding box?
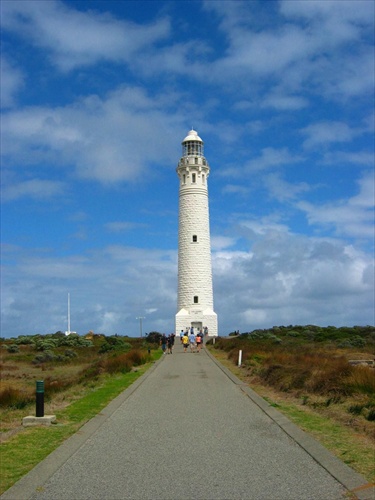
[266,399,375,482]
[0,351,162,495]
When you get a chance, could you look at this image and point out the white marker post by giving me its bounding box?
[238,350,242,367]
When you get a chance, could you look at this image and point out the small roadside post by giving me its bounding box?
[22,380,56,427]
[36,380,44,417]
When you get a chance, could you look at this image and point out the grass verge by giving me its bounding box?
[0,352,162,495]
[208,346,375,483]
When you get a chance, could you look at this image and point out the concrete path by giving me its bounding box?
[2,343,373,500]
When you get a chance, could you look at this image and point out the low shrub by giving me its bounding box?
[64,349,78,359]
[79,361,104,382]
[345,366,375,396]
[32,350,56,364]
[44,376,77,396]
[348,403,365,415]
[338,336,366,348]
[98,336,131,354]
[304,356,353,395]
[103,354,132,374]
[0,386,33,409]
[145,331,163,344]
[5,344,19,353]
[127,349,150,366]
[102,349,150,374]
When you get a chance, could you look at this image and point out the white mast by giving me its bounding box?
[66,293,71,336]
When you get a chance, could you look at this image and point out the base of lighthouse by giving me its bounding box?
[175,308,218,337]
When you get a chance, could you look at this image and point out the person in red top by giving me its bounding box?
[196,332,202,352]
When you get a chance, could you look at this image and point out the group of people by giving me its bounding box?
[160,333,175,354]
[180,326,207,353]
[159,326,208,354]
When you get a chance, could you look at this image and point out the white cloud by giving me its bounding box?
[0,0,170,71]
[1,223,373,338]
[264,173,311,202]
[212,228,374,331]
[0,243,177,337]
[211,236,236,251]
[105,221,147,233]
[202,0,374,104]
[297,172,374,239]
[322,150,374,167]
[221,184,250,196]
[2,179,66,202]
[262,93,309,111]
[301,121,360,149]
[219,147,303,179]
[1,86,185,186]
[280,0,374,32]
[245,148,302,173]
[0,56,24,108]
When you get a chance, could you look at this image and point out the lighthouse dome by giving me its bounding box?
[182,129,203,143]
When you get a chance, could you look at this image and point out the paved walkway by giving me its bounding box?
[2,342,373,500]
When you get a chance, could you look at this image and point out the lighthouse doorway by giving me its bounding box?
[191,321,202,331]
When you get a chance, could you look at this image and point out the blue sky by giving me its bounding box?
[1,0,374,338]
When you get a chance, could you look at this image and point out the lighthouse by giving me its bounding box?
[175,129,218,337]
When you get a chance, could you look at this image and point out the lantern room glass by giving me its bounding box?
[183,141,204,157]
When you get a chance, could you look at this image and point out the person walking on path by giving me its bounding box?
[182,331,189,352]
[160,334,167,354]
[196,331,202,352]
[188,330,196,353]
[167,335,173,354]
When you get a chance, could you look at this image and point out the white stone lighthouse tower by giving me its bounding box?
[175,129,218,336]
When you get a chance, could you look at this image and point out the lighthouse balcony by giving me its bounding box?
[178,157,208,168]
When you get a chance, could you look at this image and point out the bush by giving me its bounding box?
[44,376,76,395]
[64,349,78,359]
[60,335,93,348]
[98,336,131,353]
[127,349,149,366]
[5,344,19,353]
[103,354,132,374]
[145,331,162,344]
[32,350,56,364]
[338,335,366,348]
[345,366,375,395]
[0,386,33,409]
[34,339,59,351]
[14,336,34,345]
[101,349,151,375]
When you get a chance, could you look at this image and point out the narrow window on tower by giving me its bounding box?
[183,174,186,184]
[202,174,205,184]
[194,296,199,304]
[192,235,197,242]
[192,173,196,183]
[195,157,198,164]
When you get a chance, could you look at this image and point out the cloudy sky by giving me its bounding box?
[1,0,374,338]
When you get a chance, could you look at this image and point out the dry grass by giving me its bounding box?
[0,339,153,437]
[210,333,375,443]
[208,346,375,482]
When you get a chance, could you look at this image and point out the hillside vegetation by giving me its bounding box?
[0,332,159,425]
[208,325,375,479]
[211,325,374,420]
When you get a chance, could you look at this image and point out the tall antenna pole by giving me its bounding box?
[136,316,145,338]
[67,293,71,335]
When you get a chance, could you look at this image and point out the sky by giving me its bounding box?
[1,0,374,339]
